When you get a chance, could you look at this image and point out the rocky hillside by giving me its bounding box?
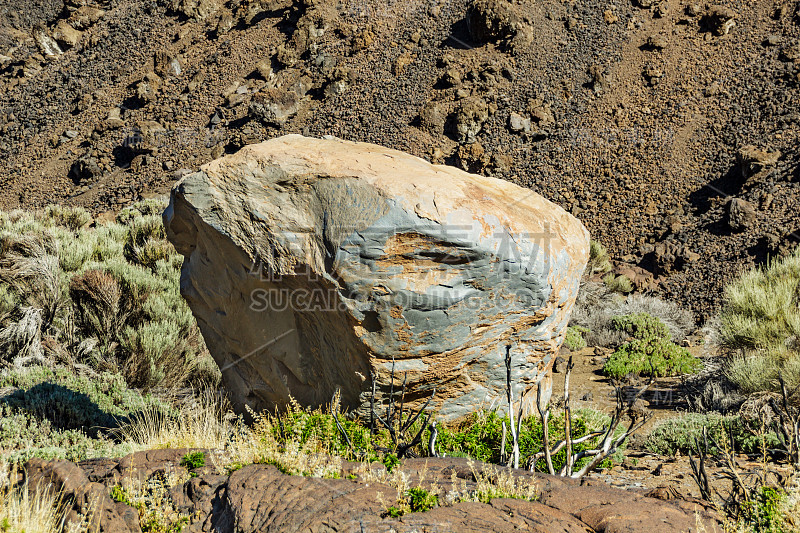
[0,0,798,317]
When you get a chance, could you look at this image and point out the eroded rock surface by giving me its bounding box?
[165,134,589,419]
[23,454,721,533]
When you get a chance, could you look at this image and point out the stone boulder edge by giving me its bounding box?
[164,134,590,419]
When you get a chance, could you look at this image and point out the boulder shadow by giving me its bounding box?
[0,382,128,438]
[688,164,746,215]
[442,19,476,50]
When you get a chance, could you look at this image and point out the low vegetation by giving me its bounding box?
[563,325,588,351]
[719,246,800,396]
[1,211,798,533]
[0,200,219,391]
[603,313,701,378]
[644,413,780,456]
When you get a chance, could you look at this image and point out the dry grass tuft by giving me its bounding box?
[0,460,83,533]
[116,389,235,452]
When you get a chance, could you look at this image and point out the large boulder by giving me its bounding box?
[165,135,589,419]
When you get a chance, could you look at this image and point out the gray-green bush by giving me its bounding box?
[603,313,702,378]
[571,283,695,348]
[0,201,219,390]
[644,413,780,456]
[0,366,170,462]
[719,247,800,395]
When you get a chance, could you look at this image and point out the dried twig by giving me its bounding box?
[688,426,713,501]
[367,361,436,459]
[504,344,523,468]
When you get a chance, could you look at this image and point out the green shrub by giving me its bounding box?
[726,352,781,395]
[116,198,167,226]
[720,247,800,352]
[603,273,633,294]
[123,215,172,272]
[564,326,589,351]
[571,286,695,348]
[180,451,206,469]
[0,403,135,463]
[407,487,438,513]
[587,240,612,275]
[429,410,610,472]
[603,337,702,378]
[92,224,127,261]
[611,313,671,341]
[644,413,780,456]
[719,247,800,396]
[42,205,93,231]
[121,320,204,390]
[750,486,786,533]
[0,366,169,431]
[0,366,170,462]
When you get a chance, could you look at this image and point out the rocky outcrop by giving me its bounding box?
[24,453,721,533]
[165,134,589,419]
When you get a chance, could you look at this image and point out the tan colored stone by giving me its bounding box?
[165,135,589,419]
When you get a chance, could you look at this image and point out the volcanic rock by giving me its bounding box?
[737,145,781,181]
[703,6,736,36]
[23,454,722,533]
[248,89,300,125]
[727,198,757,232]
[450,96,489,144]
[165,135,590,419]
[467,0,521,44]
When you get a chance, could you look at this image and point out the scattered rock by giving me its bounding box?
[276,42,300,68]
[643,65,664,85]
[727,198,757,232]
[646,34,667,50]
[455,140,489,172]
[737,145,781,181]
[170,0,220,20]
[703,6,736,36]
[450,96,489,144]
[350,28,375,53]
[248,88,300,125]
[653,240,697,274]
[527,97,555,127]
[69,154,102,184]
[32,25,62,57]
[603,9,619,24]
[686,3,702,16]
[587,65,608,94]
[154,51,182,78]
[135,72,162,105]
[491,152,513,172]
[324,66,355,97]
[216,11,235,34]
[52,20,82,49]
[392,52,414,76]
[508,111,531,133]
[165,135,590,419]
[69,6,105,30]
[419,101,446,135]
[467,0,521,44]
[779,42,800,62]
[440,67,463,87]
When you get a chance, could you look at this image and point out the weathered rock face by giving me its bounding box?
[165,134,589,419]
[26,454,723,533]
